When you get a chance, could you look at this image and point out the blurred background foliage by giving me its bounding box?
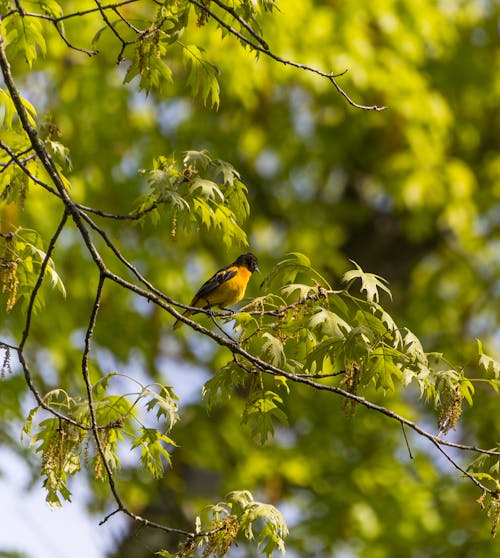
[1,0,500,556]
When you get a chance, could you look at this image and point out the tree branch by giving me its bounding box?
[13,210,88,429]
[209,0,270,50]
[187,0,386,111]
[94,0,132,63]
[0,140,61,197]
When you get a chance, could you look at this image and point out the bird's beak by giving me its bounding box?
[255,266,260,273]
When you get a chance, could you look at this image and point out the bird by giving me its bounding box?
[173,253,259,329]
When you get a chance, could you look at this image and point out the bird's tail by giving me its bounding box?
[173,309,197,330]
[173,310,190,330]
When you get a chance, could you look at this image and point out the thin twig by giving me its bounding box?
[75,200,159,220]
[187,0,386,111]
[295,370,346,379]
[81,273,131,514]
[7,0,386,110]
[94,0,131,62]
[209,0,270,50]
[2,1,140,24]
[401,421,414,459]
[0,140,61,197]
[83,259,500,470]
[0,38,249,536]
[112,6,141,33]
[0,146,34,173]
[81,276,225,537]
[14,211,87,429]
[52,20,97,56]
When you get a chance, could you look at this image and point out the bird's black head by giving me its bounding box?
[235,253,259,273]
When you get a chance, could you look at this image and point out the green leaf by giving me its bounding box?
[309,307,351,338]
[281,283,314,299]
[32,417,84,507]
[261,332,285,366]
[124,35,173,96]
[486,379,500,393]
[477,341,500,379]
[240,501,289,557]
[243,390,288,443]
[213,159,240,186]
[343,261,392,303]
[202,361,248,409]
[182,44,220,108]
[226,178,250,221]
[403,328,428,364]
[183,149,212,168]
[368,350,403,392]
[0,89,16,129]
[39,0,63,18]
[2,15,46,66]
[46,140,72,171]
[261,252,312,291]
[459,378,475,406]
[25,241,66,298]
[131,427,176,478]
[190,177,224,202]
[304,337,342,375]
[144,385,179,430]
[21,405,41,442]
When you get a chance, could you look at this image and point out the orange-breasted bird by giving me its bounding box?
[173,253,259,330]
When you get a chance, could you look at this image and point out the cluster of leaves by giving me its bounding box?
[120,0,278,104]
[159,490,288,558]
[137,150,250,247]
[0,227,65,313]
[0,88,38,197]
[204,254,500,460]
[21,376,179,506]
[477,490,500,537]
[0,4,47,66]
[0,0,279,106]
[122,0,279,104]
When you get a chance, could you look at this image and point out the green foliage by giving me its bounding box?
[123,23,174,96]
[182,44,220,108]
[131,427,176,478]
[137,150,249,247]
[0,227,66,313]
[162,490,288,558]
[205,254,500,450]
[21,376,180,505]
[120,3,221,104]
[242,386,288,443]
[1,13,46,66]
[343,260,392,304]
